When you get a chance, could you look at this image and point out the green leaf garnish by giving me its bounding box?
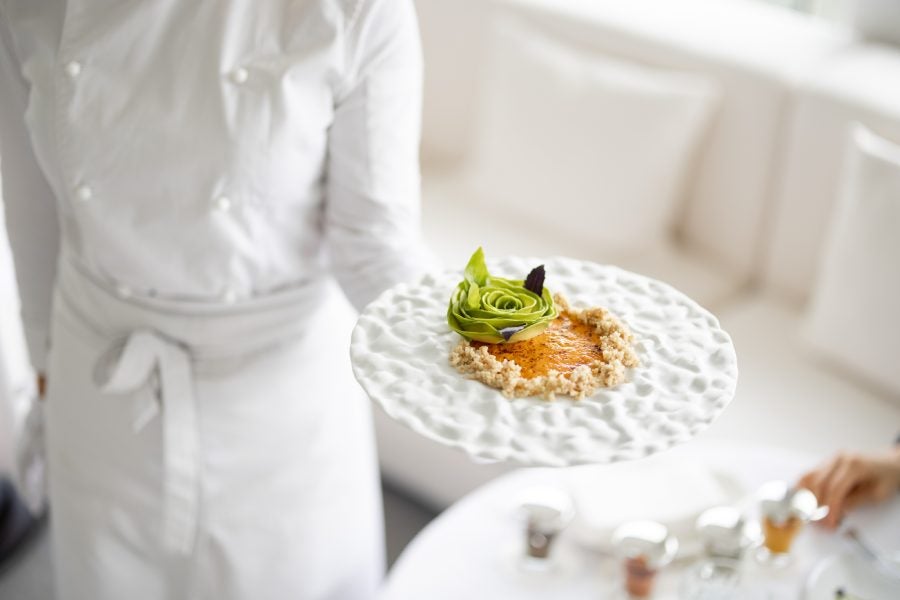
[464,247,489,286]
[467,282,480,309]
[447,248,557,344]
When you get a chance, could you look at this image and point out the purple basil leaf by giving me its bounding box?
[499,325,526,341]
[524,265,545,296]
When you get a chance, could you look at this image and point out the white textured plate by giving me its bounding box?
[350,257,738,467]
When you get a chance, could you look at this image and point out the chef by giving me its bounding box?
[0,1,427,598]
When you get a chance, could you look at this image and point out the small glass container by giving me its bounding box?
[696,506,759,560]
[680,558,743,600]
[681,506,760,599]
[515,487,574,569]
[756,481,828,566]
[612,521,679,598]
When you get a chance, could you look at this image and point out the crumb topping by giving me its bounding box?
[449,294,639,400]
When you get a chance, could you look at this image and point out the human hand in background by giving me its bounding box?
[798,447,900,529]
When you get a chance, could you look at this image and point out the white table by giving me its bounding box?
[380,442,900,599]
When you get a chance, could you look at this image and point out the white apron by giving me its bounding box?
[44,250,384,600]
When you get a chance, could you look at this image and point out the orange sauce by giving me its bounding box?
[472,314,602,379]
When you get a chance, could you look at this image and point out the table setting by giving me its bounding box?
[377,444,900,599]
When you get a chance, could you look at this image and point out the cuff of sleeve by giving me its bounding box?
[335,242,436,313]
[22,322,49,374]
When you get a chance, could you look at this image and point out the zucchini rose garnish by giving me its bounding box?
[447,247,557,343]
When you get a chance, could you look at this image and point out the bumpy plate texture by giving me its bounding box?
[350,257,738,467]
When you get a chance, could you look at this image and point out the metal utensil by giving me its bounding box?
[515,487,574,561]
[612,521,680,569]
[809,503,830,522]
[834,586,872,600]
[842,527,900,581]
[758,481,829,524]
[696,506,760,560]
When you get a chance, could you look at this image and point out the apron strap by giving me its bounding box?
[97,329,200,555]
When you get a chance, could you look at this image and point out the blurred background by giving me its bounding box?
[2,0,899,597]
[384,0,900,507]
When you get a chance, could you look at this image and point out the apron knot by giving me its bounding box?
[96,329,200,555]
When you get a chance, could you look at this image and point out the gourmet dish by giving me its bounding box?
[350,251,737,465]
[448,248,639,399]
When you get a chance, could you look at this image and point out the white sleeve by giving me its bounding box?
[0,15,60,373]
[324,0,434,311]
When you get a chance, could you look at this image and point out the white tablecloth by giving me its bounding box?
[380,442,900,599]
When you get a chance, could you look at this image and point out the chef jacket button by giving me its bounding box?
[64,60,82,78]
[115,283,133,299]
[75,185,93,202]
[230,67,249,84]
[221,287,238,304]
[214,195,232,212]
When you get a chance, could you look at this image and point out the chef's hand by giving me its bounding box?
[797,447,900,529]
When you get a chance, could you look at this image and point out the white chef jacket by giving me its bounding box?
[0,0,427,372]
[2,2,428,598]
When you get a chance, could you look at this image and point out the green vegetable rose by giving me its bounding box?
[447,248,557,343]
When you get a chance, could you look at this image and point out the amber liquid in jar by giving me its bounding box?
[624,556,658,598]
[762,516,802,554]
